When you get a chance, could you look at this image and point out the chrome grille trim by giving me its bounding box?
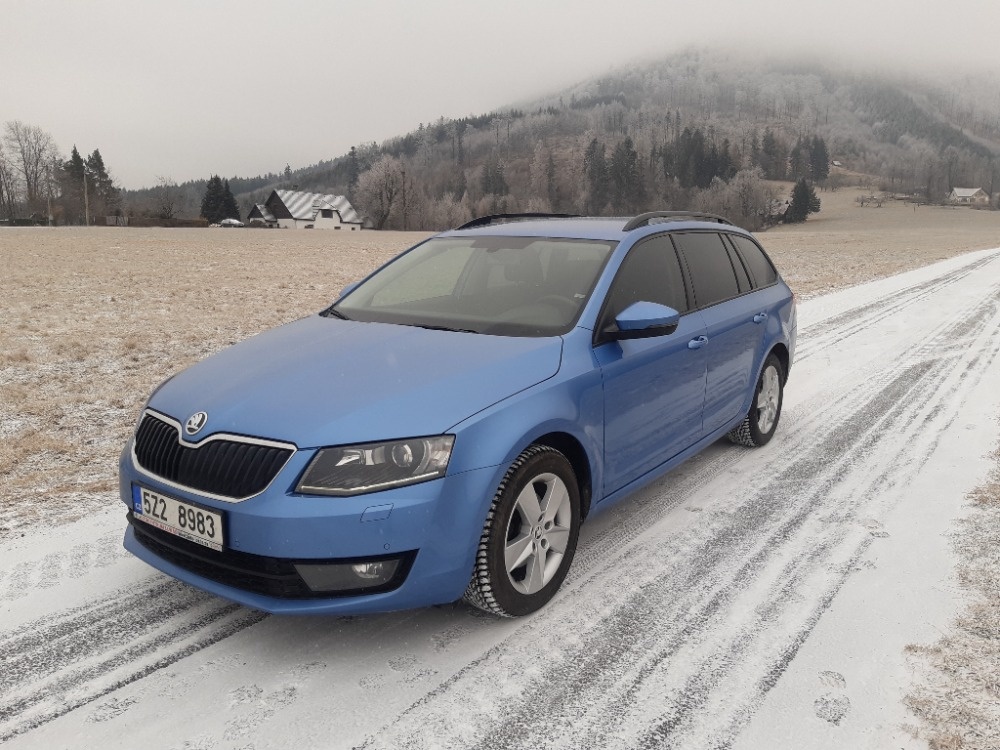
[131,409,297,503]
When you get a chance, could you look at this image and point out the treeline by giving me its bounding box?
[250,52,997,231]
[343,117,833,231]
[128,172,280,223]
[0,120,122,224]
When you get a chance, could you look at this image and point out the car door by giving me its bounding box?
[673,232,764,435]
[595,235,708,496]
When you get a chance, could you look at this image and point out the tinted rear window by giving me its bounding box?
[673,233,740,308]
[723,236,752,293]
[730,234,778,287]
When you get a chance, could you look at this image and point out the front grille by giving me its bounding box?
[133,412,294,499]
[128,514,415,599]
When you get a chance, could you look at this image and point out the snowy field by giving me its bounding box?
[1,230,999,747]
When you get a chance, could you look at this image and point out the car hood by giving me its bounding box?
[148,315,563,448]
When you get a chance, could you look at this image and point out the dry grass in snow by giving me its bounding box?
[0,227,418,535]
[904,441,1000,750]
[762,185,1000,298]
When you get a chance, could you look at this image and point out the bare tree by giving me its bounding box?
[153,175,180,219]
[528,141,552,211]
[0,141,17,221]
[355,155,405,230]
[3,120,57,214]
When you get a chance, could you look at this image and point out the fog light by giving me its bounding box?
[352,561,394,580]
[295,556,402,593]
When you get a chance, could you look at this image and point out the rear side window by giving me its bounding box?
[730,234,778,287]
[601,235,688,326]
[723,236,752,293]
[673,233,740,308]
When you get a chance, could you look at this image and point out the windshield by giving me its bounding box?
[328,236,616,337]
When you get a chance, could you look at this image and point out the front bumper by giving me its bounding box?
[120,445,500,615]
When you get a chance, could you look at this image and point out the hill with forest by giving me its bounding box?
[127,48,1000,230]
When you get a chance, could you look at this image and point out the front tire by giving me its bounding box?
[727,353,784,447]
[463,445,581,617]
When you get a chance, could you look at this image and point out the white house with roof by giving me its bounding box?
[248,190,362,229]
[948,187,989,206]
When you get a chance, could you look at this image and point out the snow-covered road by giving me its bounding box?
[3,247,1000,750]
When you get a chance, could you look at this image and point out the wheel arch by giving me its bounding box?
[531,431,594,519]
[769,342,790,383]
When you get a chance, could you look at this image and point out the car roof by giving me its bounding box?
[437,214,752,243]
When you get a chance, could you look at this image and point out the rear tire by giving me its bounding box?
[463,445,581,617]
[727,354,784,447]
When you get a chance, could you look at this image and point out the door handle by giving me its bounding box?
[753,312,768,324]
[688,335,709,350]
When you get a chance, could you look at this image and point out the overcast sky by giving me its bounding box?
[3,0,997,189]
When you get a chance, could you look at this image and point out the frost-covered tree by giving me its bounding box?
[0,141,16,221]
[3,120,58,212]
[153,176,180,220]
[355,155,406,230]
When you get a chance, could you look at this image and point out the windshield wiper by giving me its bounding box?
[324,307,350,320]
[409,323,479,334]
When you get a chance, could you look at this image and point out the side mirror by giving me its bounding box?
[339,281,360,299]
[611,302,680,340]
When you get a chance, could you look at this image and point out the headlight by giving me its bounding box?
[296,436,455,496]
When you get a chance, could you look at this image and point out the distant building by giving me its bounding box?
[948,187,989,206]
[248,190,362,229]
[247,203,275,226]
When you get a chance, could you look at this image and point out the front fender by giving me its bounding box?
[446,340,604,516]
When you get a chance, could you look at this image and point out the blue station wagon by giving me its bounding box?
[120,211,796,617]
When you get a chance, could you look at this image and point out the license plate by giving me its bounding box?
[132,485,224,551]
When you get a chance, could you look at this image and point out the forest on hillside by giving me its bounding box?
[236,50,1000,230]
[6,50,1000,229]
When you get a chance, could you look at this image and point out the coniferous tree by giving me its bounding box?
[84,148,122,216]
[786,177,820,222]
[480,158,508,196]
[759,128,786,180]
[200,175,225,223]
[546,152,558,210]
[59,145,86,223]
[675,127,706,188]
[609,137,644,213]
[809,187,822,214]
[810,136,830,181]
[583,139,609,213]
[221,179,240,220]
[347,146,360,199]
[788,138,810,181]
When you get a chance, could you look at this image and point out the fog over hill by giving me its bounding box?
[126,49,1000,229]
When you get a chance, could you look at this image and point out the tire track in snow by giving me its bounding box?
[0,577,267,742]
[0,528,131,602]
[357,269,1000,749]
[794,252,999,363]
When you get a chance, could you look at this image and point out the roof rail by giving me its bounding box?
[622,211,732,231]
[456,213,581,230]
